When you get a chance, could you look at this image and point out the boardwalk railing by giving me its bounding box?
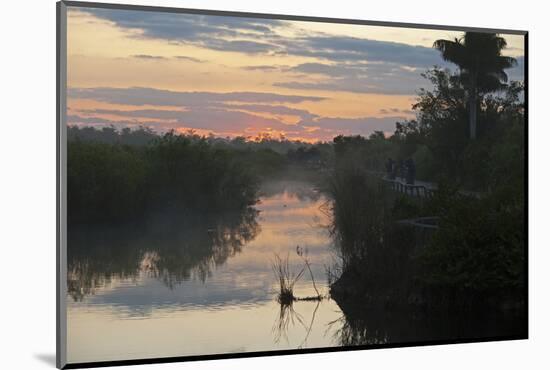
[383,178,436,199]
[364,172,441,230]
[367,170,481,200]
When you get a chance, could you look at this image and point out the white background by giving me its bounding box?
[1,0,548,369]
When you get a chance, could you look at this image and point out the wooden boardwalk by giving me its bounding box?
[364,170,482,230]
[381,175,481,199]
[383,177,437,198]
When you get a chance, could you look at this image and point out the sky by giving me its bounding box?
[66,6,525,142]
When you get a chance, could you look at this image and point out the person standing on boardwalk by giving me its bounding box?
[385,158,395,180]
[398,158,405,180]
[406,158,416,185]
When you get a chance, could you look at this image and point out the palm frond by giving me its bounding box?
[434,32,518,89]
[433,39,468,67]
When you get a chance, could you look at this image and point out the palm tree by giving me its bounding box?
[433,32,517,139]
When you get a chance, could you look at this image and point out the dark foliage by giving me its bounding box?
[68,129,260,224]
[328,34,525,312]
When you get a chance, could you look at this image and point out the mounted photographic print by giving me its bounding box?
[56,1,528,368]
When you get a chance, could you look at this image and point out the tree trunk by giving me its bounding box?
[468,93,477,139]
[468,74,477,140]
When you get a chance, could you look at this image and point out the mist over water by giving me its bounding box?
[67,178,524,363]
[67,179,343,362]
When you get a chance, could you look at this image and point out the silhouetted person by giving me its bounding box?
[386,158,395,180]
[398,159,405,180]
[406,158,416,185]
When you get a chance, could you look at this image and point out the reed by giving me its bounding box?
[271,253,305,305]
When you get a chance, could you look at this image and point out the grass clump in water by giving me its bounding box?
[272,246,323,305]
[272,252,305,305]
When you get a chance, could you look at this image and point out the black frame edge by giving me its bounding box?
[61,0,527,35]
[63,335,527,369]
[523,31,529,340]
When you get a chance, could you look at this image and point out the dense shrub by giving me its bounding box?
[68,131,260,224]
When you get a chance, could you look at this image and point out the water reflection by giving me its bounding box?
[259,179,323,202]
[67,179,524,364]
[67,180,344,363]
[68,207,260,300]
[328,306,526,346]
[273,300,321,348]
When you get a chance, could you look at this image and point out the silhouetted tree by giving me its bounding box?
[433,32,517,139]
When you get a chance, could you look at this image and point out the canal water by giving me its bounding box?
[66,179,525,363]
[67,180,344,363]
